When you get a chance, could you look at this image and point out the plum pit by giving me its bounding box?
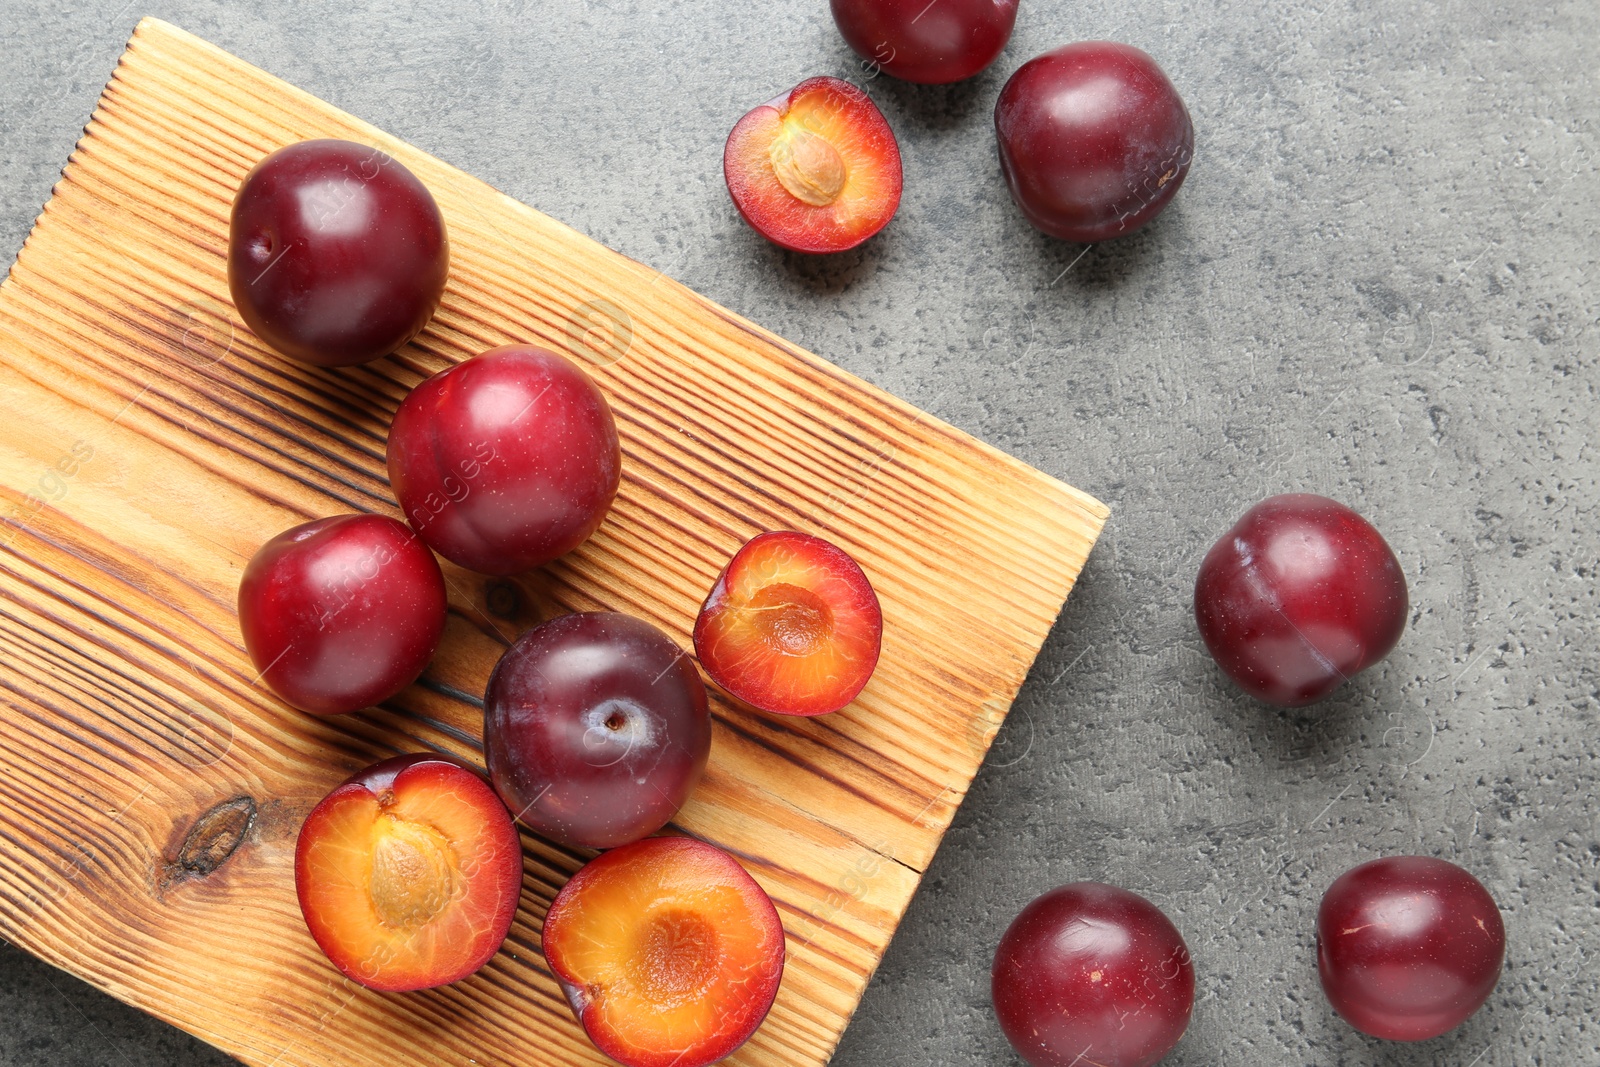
[770,126,847,207]
[368,815,455,930]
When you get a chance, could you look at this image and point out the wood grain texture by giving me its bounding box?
[0,18,1107,1067]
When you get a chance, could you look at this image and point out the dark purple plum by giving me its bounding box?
[1194,493,1408,707]
[830,0,1019,84]
[483,612,710,849]
[229,139,448,366]
[1318,857,1505,1041]
[993,883,1194,1067]
[995,42,1193,242]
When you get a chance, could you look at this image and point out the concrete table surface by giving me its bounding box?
[1,1,1595,1065]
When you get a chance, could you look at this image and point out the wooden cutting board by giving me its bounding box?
[0,18,1107,1067]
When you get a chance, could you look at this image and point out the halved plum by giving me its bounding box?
[295,754,523,992]
[724,77,902,253]
[693,531,882,716]
[543,836,786,1067]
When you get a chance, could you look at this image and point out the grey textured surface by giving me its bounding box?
[1,1,1596,1065]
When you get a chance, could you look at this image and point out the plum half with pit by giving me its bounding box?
[830,0,1019,84]
[992,883,1194,1067]
[295,753,523,991]
[484,612,711,850]
[1194,493,1408,707]
[1317,856,1505,1040]
[725,77,903,253]
[995,42,1193,242]
[386,345,621,576]
[237,514,448,715]
[543,836,786,1067]
[228,139,449,366]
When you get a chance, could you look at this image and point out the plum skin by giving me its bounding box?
[1194,493,1408,707]
[1317,857,1505,1040]
[992,882,1194,1067]
[995,41,1193,242]
[237,514,447,715]
[830,0,1019,84]
[386,345,621,576]
[483,612,711,849]
[228,139,448,366]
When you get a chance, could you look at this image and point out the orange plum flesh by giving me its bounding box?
[543,837,786,1067]
[724,76,903,253]
[694,530,882,716]
[295,754,523,992]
